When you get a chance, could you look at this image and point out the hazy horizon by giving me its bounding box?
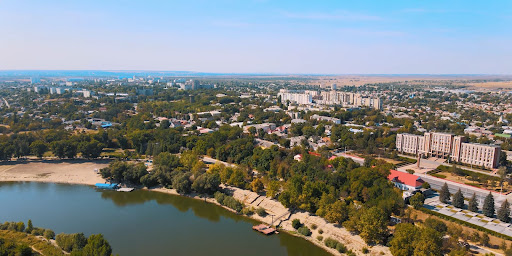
[1,0,511,74]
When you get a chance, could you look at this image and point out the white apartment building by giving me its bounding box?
[310,114,341,124]
[278,89,313,105]
[396,132,501,168]
[278,89,381,109]
[318,91,382,110]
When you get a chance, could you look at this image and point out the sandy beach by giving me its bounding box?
[0,160,391,255]
[0,160,110,185]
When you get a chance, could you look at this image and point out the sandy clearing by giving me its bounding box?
[0,160,110,185]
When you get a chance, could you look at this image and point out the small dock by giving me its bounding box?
[252,224,276,235]
[95,183,119,190]
[116,188,135,192]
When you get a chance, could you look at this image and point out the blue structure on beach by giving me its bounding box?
[101,121,112,128]
[95,183,119,189]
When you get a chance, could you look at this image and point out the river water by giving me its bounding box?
[0,182,331,256]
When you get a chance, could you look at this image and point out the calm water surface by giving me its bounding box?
[0,182,331,256]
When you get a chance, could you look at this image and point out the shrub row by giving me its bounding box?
[324,237,347,253]
[214,191,243,213]
[0,221,54,239]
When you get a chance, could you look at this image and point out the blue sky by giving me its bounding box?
[0,0,511,74]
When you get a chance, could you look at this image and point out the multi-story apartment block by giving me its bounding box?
[396,132,501,168]
[278,89,313,105]
[396,133,424,155]
[427,132,455,158]
[284,89,382,110]
[453,143,500,169]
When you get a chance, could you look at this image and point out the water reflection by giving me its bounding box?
[99,190,251,223]
[0,182,331,256]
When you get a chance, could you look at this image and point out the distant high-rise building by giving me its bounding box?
[31,77,41,84]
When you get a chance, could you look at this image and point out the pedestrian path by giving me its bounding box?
[424,200,512,237]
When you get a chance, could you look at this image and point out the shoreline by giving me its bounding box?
[0,161,391,255]
[1,179,390,256]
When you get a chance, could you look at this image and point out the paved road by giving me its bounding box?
[419,173,510,209]
[202,156,237,168]
[2,98,9,108]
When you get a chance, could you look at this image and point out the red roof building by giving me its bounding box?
[387,170,424,191]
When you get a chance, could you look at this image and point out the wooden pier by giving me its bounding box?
[252,224,276,235]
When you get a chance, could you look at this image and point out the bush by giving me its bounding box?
[324,238,338,248]
[298,226,311,236]
[362,247,369,254]
[242,207,254,216]
[31,228,45,236]
[256,207,267,217]
[346,250,356,256]
[311,223,317,230]
[318,229,324,234]
[56,233,87,252]
[316,235,323,241]
[16,244,32,256]
[214,191,225,204]
[15,222,25,232]
[44,229,55,240]
[336,243,347,253]
[214,191,243,213]
[292,219,301,229]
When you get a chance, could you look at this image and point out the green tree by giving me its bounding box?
[56,233,87,252]
[358,206,388,244]
[468,193,479,212]
[140,173,159,188]
[389,223,419,256]
[266,180,280,198]
[44,229,55,240]
[25,219,33,234]
[409,193,425,209]
[439,183,451,204]
[322,201,348,225]
[413,228,443,256]
[423,217,447,235]
[251,178,264,193]
[78,140,104,159]
[480,233,490,246]
[192,172,220,194]
[498,199,511,223]
[452,189,464,209]
[292,219,301,229]
[483,192,495,218]
[30,140,47,158]
[80,234,112,256]
[16,244,32,256]
[173,172,192,194]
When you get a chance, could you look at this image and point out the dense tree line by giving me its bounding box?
[56,233,112,256]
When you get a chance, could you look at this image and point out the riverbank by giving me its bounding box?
[0,160,391,255]
[150,186,390,256]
